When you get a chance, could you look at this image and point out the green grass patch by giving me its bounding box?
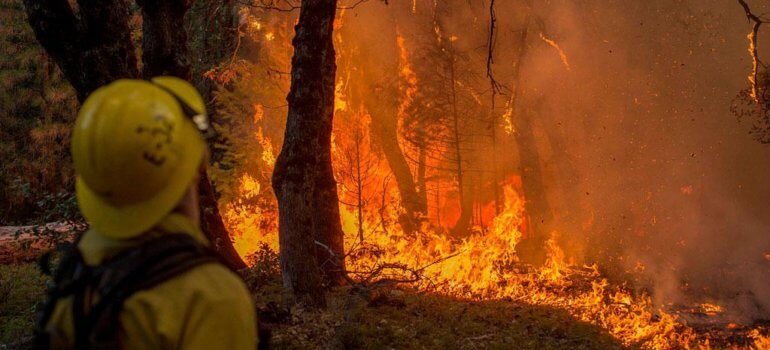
[0,263,46,344]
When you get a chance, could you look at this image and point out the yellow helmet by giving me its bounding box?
[72,77,208,239]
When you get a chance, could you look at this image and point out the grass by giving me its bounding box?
[0,263,46,345]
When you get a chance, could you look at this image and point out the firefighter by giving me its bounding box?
[34,77,258,349]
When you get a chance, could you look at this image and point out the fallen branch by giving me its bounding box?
[314,239,463,297]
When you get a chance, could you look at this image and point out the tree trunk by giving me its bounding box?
[366,97,426,232]
[416,131,428,212]
[509,15,553,263]
[23,0,139,103]
[188,0,238,104]
[137,0,192,79]
[24,0,246,269]
[198,171,247,270]
[272,0,342,306]
[447,46,471,236]
[542,108,585,254]
[514,107,553,237]
[138,0,246,270]
[353,10,425,233]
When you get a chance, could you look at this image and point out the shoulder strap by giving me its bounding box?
[79,233,222,350]
[33,239,89,350]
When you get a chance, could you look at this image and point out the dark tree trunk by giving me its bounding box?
[542,108,586,253]
[513,16,553,239]
[23,0,139,103]
[137,0,192,79]
[24,0,246,269]
[186,0,246,270]
[188,0,238,101]
[198,171,247,270]
[542,111,582,217]
[138,0,246,270]
[416,132,428,213]
[272,0,342,306]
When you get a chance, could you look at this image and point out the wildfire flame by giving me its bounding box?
[747,30,760,103]
[397,33,418,117]
[225,171,707,347]
[699,303,724,316]
[216,9,768,349]
[539,32,571,71]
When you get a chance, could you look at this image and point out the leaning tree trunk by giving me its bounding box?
[366,94,427,232]
[272,0,342,307]
[23,0,246,270]
[355,13,426,233]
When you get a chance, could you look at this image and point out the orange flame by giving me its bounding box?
[213,12,768,349]
[539,32,571,70]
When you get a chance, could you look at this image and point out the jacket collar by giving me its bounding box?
[78,213,209,266]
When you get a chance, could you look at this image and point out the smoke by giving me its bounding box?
[513,0,770,321]
[250,0,770,322]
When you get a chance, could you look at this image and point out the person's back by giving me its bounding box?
[35,77,257,350]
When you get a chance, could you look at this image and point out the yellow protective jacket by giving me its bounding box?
[43,213,258,349]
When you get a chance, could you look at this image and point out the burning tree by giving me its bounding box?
[396,1,491,236]
[3,0,770,347]
[346,7,428,235]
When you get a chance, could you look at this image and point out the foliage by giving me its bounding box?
[201,9,298,252]
[0,0,78,224]
[243,243,282,291]
[204,8,294,205]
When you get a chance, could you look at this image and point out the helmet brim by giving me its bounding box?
[76,131,205,240]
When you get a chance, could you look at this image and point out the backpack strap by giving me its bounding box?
[33,239,88,350]
[35,233,225,350]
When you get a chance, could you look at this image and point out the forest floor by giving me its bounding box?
[2,254,766,349]
[261,287,629,349]
[0,260,629,350]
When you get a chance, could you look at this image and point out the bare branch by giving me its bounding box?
[738,0,767,107]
